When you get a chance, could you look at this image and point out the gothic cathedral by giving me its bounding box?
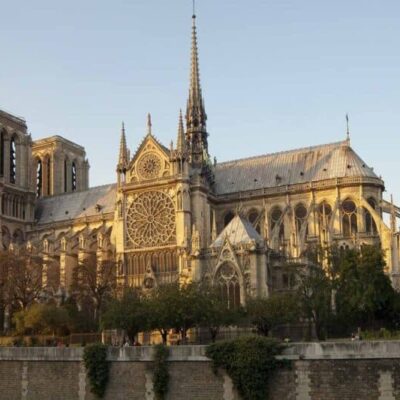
[0,15,399,308]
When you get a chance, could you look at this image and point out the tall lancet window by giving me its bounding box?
[64,159,68,193]
[46,157,51,196]
[295,204,308,236]
[215,263,241,309]
[364,198,378,235]
[36,159,42,197]
[318,202,332,242]
[71,162,77,191]
[342,199,358,237]
[0,130,4,177]
[10,136,16,184]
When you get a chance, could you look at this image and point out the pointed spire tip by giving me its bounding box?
[147,113,152,135]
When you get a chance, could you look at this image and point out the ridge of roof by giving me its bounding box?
[37,183,116,203]
[216,140,347,168]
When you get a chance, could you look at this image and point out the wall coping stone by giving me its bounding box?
[1,341,400,362]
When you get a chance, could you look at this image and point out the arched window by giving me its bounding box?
[215,263,241,309]
[270,207,285,241]
[224,211,234,227]
[36,159,42,197]
[0,129,5,176]
[295,204,308,235]
[72,162,77,191]
[46,157,51,195]
[248,209,261,234]
[342,199,358,237]
[10,136,16,184]
[64,159,68,193]
[318,202,332,241]
[365,198,378,235]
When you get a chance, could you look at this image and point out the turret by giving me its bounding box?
[117,122,129,185]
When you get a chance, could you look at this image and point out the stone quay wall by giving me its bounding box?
[1,341,400,399]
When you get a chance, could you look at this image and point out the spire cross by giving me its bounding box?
[147,113,152,135]
[192,0,196,17]
[346,113,350,141]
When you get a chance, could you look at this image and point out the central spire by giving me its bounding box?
[185,11,209,169]
[186,13,207,131]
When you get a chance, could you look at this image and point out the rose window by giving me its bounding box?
[137,153,162,180]
[126,191,176,248]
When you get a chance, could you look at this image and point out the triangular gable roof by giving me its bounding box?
[214,141,381,195]
[128,133,170,170]
[211,214,263,248]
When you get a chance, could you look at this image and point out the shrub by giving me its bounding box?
[206,336,288,400]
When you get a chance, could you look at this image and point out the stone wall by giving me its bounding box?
[1,342,400,399]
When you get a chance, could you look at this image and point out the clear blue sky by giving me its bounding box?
[1,1,399,202]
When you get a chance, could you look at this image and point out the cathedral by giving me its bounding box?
[0,14,399,308]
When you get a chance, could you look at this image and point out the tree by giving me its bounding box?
[165,283,203,343]
[335,245,395,330]
[0,251,43,311]
[146,282,207,343]
[246,293,299,337]
[197,283,242,342]
[72,257,117,324]
[296,264,332,340]
[101,288,147,343]
[13,303,70,336]
[146,284,180,344]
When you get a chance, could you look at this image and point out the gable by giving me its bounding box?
[127,134,171,183]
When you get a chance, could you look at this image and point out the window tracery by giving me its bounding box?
[365,198,378,235]
[270,207,285,241]
[215,263,241,309]
[318,202,332,241]
[137,153,162,180]
[248,209,261,234]
[295,204,308,235]
[342,199,358,237]
[126,191,176,248]
[10,136,16,184]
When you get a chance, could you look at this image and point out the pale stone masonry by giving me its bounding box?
[0,12,399,311]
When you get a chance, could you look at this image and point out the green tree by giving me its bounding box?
[296,264,332,340]
[166,283,203,343]
[335,245,395,329]
[246,293,299,337]
[13,303,70,336]
[146,284,180,344]
[197,283,242,342]
[101,288,147,343]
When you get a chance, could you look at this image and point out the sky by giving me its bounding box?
[1,0,399,202]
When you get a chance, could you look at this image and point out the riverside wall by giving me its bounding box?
[1,341,400,399]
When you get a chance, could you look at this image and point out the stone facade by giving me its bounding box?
[0,14,399,306]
